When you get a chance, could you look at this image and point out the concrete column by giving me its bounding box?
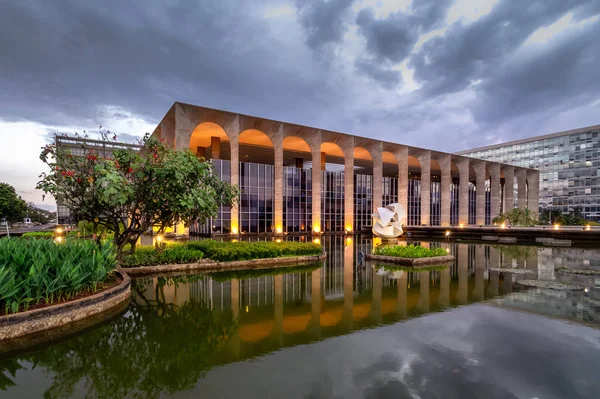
[320,151,326,171]
[343,139,355,232]
[343,241,354,330]
[489,271,499,298]
[490,164,501,221]
[371,269,382,324]
[474,245,485,301]
[440,155,451,226]
[274,274,283,345]
[397,147,409,215]
[527,170,540,216]
[458,159,470,225]
[418,271,430,313]
[273,125,284,234]
[527,247,539,270]
[229,118,240,234]
[371,142,383,212]
[457,244,468,305]
[516,168,527,210]
[210,136,221,159]
[311,132,322,233]
[475,161,486,225]
[397,272,407,318]
[311,268,321,337]
[419,151,431,225]
[440,267,450,308]
[503,166,514,213]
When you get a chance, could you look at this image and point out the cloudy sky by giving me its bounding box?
[1,0,599,208]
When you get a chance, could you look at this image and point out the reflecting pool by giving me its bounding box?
[2,237,600,398]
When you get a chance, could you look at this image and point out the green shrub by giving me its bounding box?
[184,240,322,262]
[121,244,204,267]
[372,244,448,258]
[21,231,55,239]
[0,238,116,314]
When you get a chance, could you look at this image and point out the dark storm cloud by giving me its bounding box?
[354,57,401,88]
[293,0,355,50]
[409,0,598,98]
[0,0,345,131]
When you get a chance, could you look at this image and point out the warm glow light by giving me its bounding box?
[445,231,450,236]
[346,237,352,245]
[276,239,282,243]
[586,225,591,231]
[54,236,64,244]
[346,226,352,232]
[231,226,238,235]
[313,238,320,244]
[446,248,450,253]
[156,235,163,243]
[245,305,249,313]
[313,226,320,233]
[501,223,506,229]
[554,224,560,230]
[276,225,282,234]
[55,227,63,234]
[459,223,464,228]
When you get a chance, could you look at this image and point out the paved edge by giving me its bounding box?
[122,253,327,277]
[365,254,455,266]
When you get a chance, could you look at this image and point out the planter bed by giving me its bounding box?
[122,253,327,277]
[0,270,131,342]
[366,253,455,267]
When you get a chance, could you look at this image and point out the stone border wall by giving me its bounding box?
[366,254,455,267]
[0,270,131,342]
[122,253,327,277]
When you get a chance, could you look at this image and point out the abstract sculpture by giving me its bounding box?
[372,203,406,238]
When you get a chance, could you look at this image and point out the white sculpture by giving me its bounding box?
[372,203,406,238]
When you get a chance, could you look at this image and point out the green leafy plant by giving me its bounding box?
[0,183,28,224]
[37,133,239,259]
[184,240,323,262]
[120,244,204,267]
[492,208,538,227]
[0,237,116,314]
[372,244,448,258]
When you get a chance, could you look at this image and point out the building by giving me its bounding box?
[152,103,537,235]
[55,135,142,225]
[458,124,600,222]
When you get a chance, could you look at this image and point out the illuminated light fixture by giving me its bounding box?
[245,306,249,313]
[585,225,591,231]
[231,226,238,235]
[276,226,282,234]
[346,237,352,245]
[459,223,464,228]
[445,231,450,236]
[313,238,320,244]
[54,236,64,244]
[55,227,63,234]
[501,223,506,229]
[554,224,560,230]
[446,248,450,253]
[156,234,164,243]
[313,226,320,233]
[584,288,589,293]
[232,239,239,243]
[276,239,282,243]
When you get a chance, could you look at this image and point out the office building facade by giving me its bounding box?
[152,103,538,235]
[458,125,600,222]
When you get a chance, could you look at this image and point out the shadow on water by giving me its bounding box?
[1,235,600,398]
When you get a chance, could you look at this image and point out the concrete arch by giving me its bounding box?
[382,151,398,177]
[283,136,311,152]
[353,147,372,161]
[239,129,274,147]
[189,122,229,159]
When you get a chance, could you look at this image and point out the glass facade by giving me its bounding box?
[462,127,600,221]
[239,162,274,233]
[354,174,373,231]
[322,171,345,232]
[430,178,441,226]
[191,159,232,234]
[283,166,312,233]
[407,178,421,226]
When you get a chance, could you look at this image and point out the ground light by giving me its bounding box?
[585,225,591,231]
[445,231,450,237]
[459,223,464,228]
[501,223,506,229]
[554,224,560,230]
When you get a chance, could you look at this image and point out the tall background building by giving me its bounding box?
[458,125,600,222]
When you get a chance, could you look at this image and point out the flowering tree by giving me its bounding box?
[37,133,238,258]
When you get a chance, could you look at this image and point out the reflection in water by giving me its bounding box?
[1,237,600,398]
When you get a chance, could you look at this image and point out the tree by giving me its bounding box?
[492,208,538,227]
[37,133,239,258]
[0,183,28,223]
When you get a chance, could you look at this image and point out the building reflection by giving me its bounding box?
[132,236,600,366]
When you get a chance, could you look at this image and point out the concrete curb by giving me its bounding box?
[122,253,327,277]
[366,254,455,266]
[0,270,131,343]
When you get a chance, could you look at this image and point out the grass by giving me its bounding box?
[184,240,322,262]
[209,263,322,282]
[0,237,116,314]
[120,244,205,268]
[121,240,323,267]
[372,244,448,258]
